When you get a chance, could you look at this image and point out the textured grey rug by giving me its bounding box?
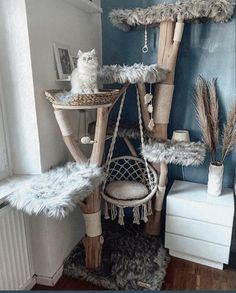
[63,219,170,290]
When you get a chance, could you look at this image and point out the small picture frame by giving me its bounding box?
[53,42,74,80]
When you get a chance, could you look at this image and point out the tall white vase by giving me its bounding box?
[207,163,224,196]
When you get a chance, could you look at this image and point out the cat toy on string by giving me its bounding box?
[142,25,149,53]
[144,84,154,130]
[80,110,96,145]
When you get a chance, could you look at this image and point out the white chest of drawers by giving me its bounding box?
[165,180,235,269]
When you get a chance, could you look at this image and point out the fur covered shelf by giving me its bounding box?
[99,64,168,84]
[110,0,235,31]
[142,140,206,166]
[8,162,104,218]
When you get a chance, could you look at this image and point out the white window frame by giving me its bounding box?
[0,77,11,180]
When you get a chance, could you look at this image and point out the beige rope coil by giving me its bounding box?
[83,211,102,237]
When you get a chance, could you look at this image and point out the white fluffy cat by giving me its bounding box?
[71,49,99,94]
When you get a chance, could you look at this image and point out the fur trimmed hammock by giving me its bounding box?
[142,140,206,166]
[8,162,104,219]
[110,0,235,31]
[99,64,168,84]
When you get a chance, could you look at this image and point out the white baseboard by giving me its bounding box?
[36,265,63,287]
[20,276,36,290]
[170,250,224,270]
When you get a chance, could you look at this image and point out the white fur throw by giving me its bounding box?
[99,64,168,84]
[142,140,206,166]
[110,0,235,31]
[8,162,104,219]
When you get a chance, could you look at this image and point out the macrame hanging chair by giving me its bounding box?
[102,88,158,225]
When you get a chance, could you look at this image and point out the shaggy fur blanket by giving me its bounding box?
[99,63,168,84]
[8,162,104,218]
[64,219,170,290]
[110,0,235,31]
[142,139,206,166]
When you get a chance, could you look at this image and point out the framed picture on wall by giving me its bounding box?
[53,43,74,80]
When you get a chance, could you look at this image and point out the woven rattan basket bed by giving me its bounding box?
[45,89,120,107]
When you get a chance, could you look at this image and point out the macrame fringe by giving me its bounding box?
[104,201,110,220]
[118,207,125,225]
[141,203,148,223]
[147,200,153,216]
[111,204,117,220]
[133,206,140,225]
[104,201,154,225]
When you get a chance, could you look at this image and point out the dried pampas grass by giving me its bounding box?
[195,76,236,163]
[222,102,236,161]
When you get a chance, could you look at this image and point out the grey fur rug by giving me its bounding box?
[110,0,235,31]
[64,219,170,290]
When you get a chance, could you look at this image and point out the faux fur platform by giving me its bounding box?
[110,0,235,31]
[142,140,206,166]
[8,162,104,218]
[89,120,148,140]
[99,64,168,84]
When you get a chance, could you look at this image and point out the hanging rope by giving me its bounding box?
[103,92,126,191]
[136,86,153,190]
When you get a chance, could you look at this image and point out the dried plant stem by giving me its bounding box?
[195,76,214,156]
[221,101,236,163]
[208,79,219,162]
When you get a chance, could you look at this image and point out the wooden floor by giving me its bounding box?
[33,257,236,291]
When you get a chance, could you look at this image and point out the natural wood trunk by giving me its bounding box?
[81,108,108,269]
[143,21,184,236]
[54,106,109,269]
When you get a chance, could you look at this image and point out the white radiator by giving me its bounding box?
[0,204,34,290]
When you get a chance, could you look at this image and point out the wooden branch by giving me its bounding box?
[54,104,110,269]
[137,82,150,131]
[145,20,185,236]
[124,137,138,157]
[81,107,109,269]
[153,20,185,139]
[54,109,87,163]
[90,107,109,165]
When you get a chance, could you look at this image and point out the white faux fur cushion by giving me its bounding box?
[99,64,168,84]
[8,162,104,219]
[106,181,148,200]
[142,139,206,166]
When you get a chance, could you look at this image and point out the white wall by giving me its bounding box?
[25,0,103,171]
[0,0,42,175]
[30,208,85,278]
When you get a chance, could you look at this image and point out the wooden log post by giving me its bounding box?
[80,107,108,269]
[54,106,109,269]
[138,20,185,236]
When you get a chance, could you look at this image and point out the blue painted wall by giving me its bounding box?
[101,0,236,188]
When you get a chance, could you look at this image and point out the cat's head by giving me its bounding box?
[77,49,98,67]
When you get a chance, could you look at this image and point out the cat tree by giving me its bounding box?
[9,0,234,271]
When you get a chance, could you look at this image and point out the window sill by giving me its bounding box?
[0,175,35,205]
